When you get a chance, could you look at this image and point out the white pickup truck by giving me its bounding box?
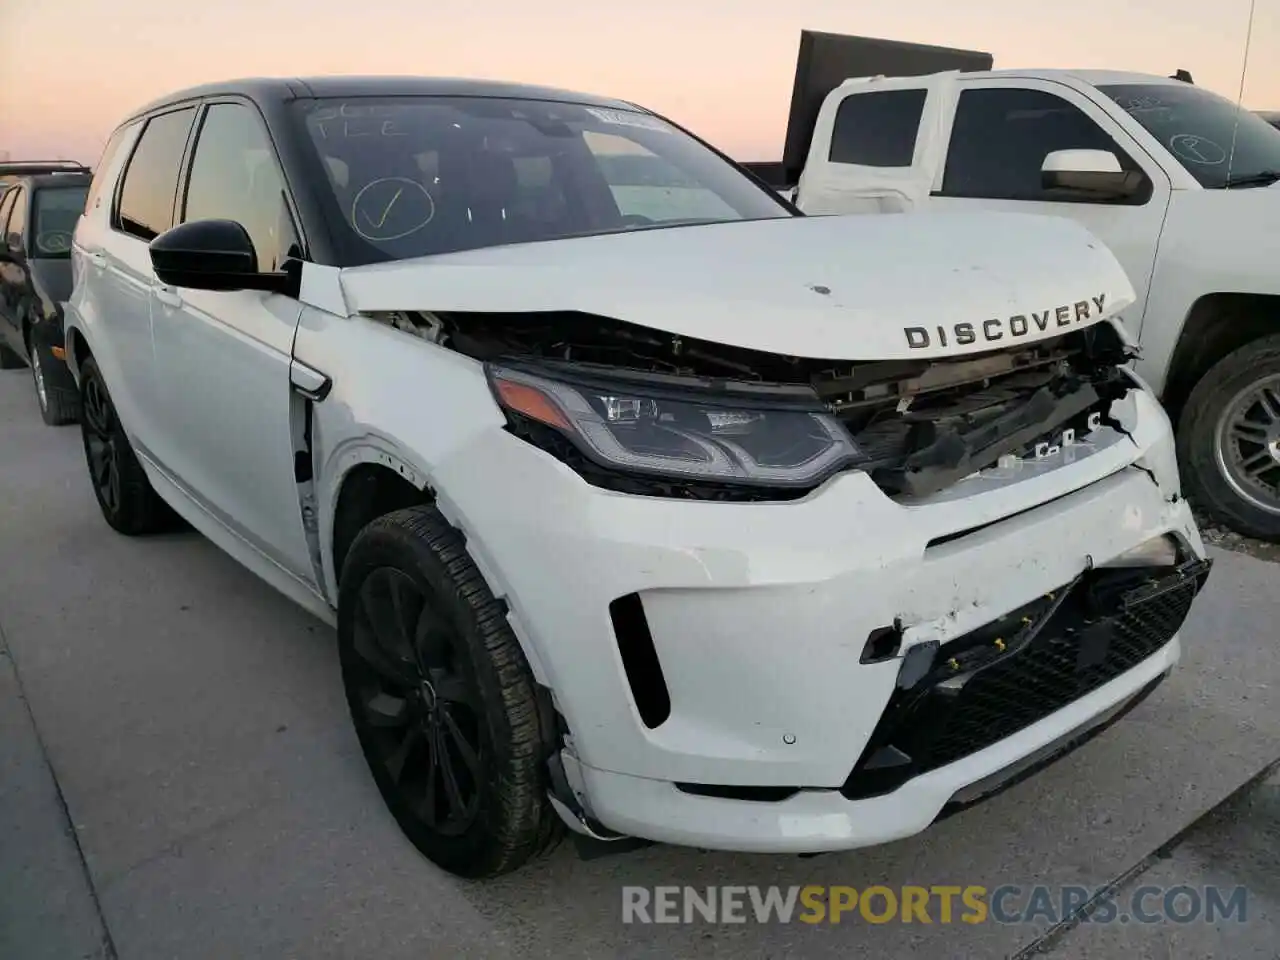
[747,33,1280,541]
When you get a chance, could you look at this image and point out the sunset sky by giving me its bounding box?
[2,0,1276,163]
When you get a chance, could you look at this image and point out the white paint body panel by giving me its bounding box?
[337,212,1136,361]
[793,68,1280,396]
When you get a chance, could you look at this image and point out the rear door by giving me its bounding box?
[926,77,1172,334]
[796,72,959,215]
[0,187,22,351]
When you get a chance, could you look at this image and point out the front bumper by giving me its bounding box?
[430,385,1207,850]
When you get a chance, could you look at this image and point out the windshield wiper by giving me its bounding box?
[1222,170,1280,189]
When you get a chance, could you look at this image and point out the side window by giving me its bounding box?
[941,87,1143,201]
[6,187,27,244]
[182,103,298,272]
[116,107,197,241]
[828,89,927,167]
[0,190,16,239]
[85,124,139,216]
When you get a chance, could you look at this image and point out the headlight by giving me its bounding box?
[488,364,862,487]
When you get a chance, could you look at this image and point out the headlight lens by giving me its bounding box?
[489,365,862,486]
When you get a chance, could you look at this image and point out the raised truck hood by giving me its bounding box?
[336,210,1135,362]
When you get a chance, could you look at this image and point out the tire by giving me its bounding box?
[78,356,178,536]
[0,339,23,369]
[338,505,563,878]
[29,339,80,426]
[1177,334,1280,542]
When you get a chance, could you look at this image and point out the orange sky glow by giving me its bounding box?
[1,0,1276,164]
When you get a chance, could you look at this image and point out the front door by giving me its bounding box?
[149,99,316,587]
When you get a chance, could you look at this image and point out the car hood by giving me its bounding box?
[335,211,1135,361]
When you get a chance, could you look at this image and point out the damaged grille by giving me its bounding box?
[841,555,1213,801]
[410,309,1135,500]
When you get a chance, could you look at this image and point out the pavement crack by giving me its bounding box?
[0,619,120,960]
[1010,754,1280,958]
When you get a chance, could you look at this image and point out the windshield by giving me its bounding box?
[292,96,791,264]
[1099,83,1280,189]
[33,185,88,257]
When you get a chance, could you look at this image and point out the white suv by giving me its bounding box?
[65,75,1211,878]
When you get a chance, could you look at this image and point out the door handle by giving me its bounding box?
[154,286,183,309]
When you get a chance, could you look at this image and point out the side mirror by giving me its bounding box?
[1041,149,1147,201]
[149,219,294,294]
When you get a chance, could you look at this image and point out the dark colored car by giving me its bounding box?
[1259,111,1280,131]
[0,170,92,424]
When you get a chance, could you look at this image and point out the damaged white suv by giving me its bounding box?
[66,76,1212,878]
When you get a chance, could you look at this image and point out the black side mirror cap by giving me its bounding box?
[149,219,296,295]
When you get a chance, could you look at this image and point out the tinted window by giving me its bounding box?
[85,124,138,216]
[0,190,15,238]
[183,103,297,272]
[33,186,89,257]
[293,96,790,265]
[6,187,26,244]
[116,107,197,241]
[828,89,927,167]
[942,88,1144,201]
[1100,83,1280,189]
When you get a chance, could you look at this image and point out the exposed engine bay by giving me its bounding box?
[368,309,1139,500]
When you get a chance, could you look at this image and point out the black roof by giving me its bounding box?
[123,75,646,125]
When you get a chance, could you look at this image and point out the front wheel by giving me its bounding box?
[1178,335,1280,541]
[337,505,563,878]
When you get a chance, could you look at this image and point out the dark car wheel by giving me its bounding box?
[78,356,179,536]
[30,339,80,426]
[0,340,23,369]
[338,505,563,879]
[1178,334,1280,542]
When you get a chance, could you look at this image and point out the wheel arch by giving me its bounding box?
[1162,292,1280,427]
[65,324,93,382]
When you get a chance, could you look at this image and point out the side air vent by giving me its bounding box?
[608,592,671,729]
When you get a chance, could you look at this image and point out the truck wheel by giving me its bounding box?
[1178,335,1280,541]
[0,340,23,369]
[78,357,178,536]
[337,505,563,878]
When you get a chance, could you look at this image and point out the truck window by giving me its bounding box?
[941,87,1143,201]
[828,89,927,167]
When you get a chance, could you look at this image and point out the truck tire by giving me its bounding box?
[337,505,564,878]
[78,356,178,536]
[1177,335,1280,541]
[0,340,23,369]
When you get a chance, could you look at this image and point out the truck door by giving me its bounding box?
[926,77,1172,337]
[796,72,960,216]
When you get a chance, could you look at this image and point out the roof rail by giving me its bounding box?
[0,160,92,177]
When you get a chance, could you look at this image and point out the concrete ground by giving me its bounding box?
[1,366,1277,960]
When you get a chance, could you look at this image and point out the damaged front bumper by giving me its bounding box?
[429,377,1207,852]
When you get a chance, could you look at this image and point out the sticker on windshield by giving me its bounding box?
[584,107,674,133]
[1169,133,1227,165]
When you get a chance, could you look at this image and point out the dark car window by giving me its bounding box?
[32,185,89,257]
[292,96,791,265]
[1100,83,1280,189]
[0,189,16,240]
[85,123,139,217]
[828,89,927,167]
[182,103,298,272]
[941,87,1146,202]
[115,107,198,241]
[6,187,27,248]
